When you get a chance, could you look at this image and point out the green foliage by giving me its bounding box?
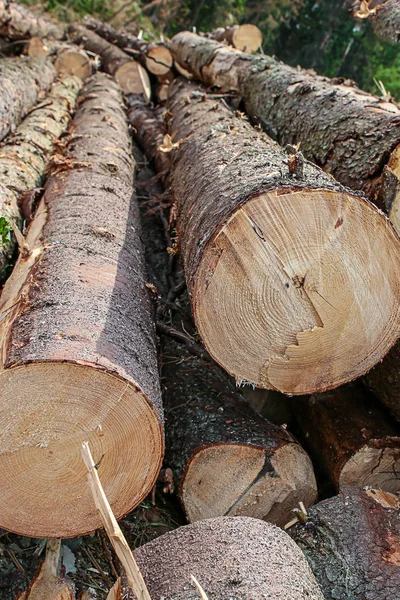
[0,217,12,247]
[20,0,114,22]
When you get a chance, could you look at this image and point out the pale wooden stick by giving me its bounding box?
[81,441,152,600]
[191,575,209,600]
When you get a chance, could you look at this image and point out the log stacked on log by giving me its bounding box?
[69,24,151,98]
[134,517,324,599]
[83,16,174,79]
[169,32,400,222]
[290,488,400,599]
[0,0,64,40]
[291,382,400,493]
[0,57,56,141]
[0,74,81,273]
[208,24,263,52]
[348,0,400,45]
[128,96,317,526]
[27,37,92,80]
[164,78,400,395]
[0,73,163,538]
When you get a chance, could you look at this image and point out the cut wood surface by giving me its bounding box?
[27,37,92,80]
[134,516,324,599]
[290,487,400,599]
[0,57,56,142]
[83,17,174,77]
[165,78,400,394]
[170,31,400,213]
[0,0,64,40]
[291,382,400,492]
[69,24,151,98]
[208,24,263,52]
[348,0,400,44]
[0,73,163,538]
[0,74,81,273]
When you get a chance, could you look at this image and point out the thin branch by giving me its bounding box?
[156,321,210,361]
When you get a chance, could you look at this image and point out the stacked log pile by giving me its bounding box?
[0,2,400,598]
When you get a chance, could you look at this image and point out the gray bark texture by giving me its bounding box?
[349,0,400,44]
[0,57,56,142]
[0,0,64,40]
[134,516,324,600]
[290,487,400,600]
[170,31,400,203]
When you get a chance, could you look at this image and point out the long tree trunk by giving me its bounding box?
[208,24,263,52]
[169,32,400,217]
[68,25,151,99]
[27,37,92,81]
[163,78,400,395]
[0,75,82,275]
[290,487,400,599]
[291,382,400,492]
[128,94,317,527]
[134,516,324,599]
[83,16,174,77]
[348,0,400,45]
[0,0,64,40]
[0,73,163,539]
[0,57,56,141]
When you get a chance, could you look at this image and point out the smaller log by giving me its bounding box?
[0,57,56,142]
[134,516,324,599]
[27,37,92,80]
[0,74,82,273]
[349,0,400,45]
[0,0,64,40]
[83,16,173,77]
[208,24,263,52]
[291,382,400,493]
[68,25,150,99]
[290,487,400,600]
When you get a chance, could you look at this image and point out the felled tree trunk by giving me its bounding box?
[208,24,263,52]
[0,0,64,40]
[134,516,324,599]
[164,78,400,395]
[169,32,400,214]
[349,0,400,45]
[27,37,92,80]
[0,73,163,539]
[291,382,400,492]
[83,16,174,77]
[0,57,56,141]
[0,74,82,274]
[69,25,151,99]
[290,488,400,599]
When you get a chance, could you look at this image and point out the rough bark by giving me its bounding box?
[0,0,64,40]
[27,37,92,80]
[0,57,56,142]
[0,74,82,275]
[164,77,400,395]
[291,382,400,492]
[83,16,173,77]
[290,487,400,600]
[125,93,170,182]
[366,342,400,422]
[0,73,163,539]
[68,25,151,98]
[349,0,400,44]
[208,24,263,52]
[170,31,400,206]
[134,516,324,599]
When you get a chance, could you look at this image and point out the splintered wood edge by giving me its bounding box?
[339,443,400,493]
[193,188,400,394]
[182,443,317,526]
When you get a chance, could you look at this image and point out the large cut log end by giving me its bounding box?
[182,441,317,526]
[0,361,163,538]
[114,61,151,99]
[193,189,400,394]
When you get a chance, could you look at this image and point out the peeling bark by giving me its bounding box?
[0,0,64,40]
[290,488,400,600]
[170,31,400,205]
[164,78,400,395]
[68,24,151,98]
[134,516,324,599]
[0,57,56,142]
[0,73,163,539]
[0,74,82,274]
[291,382,400,492]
